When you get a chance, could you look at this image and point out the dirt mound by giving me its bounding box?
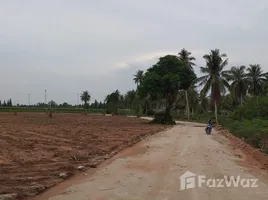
[217,126,268,169]
[0,113,168,199]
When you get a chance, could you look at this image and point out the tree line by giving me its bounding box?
[0,99,13,107]
[80,48,268,124]
[112,48,268,124]
[3,48,268,123]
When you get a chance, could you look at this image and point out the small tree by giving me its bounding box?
[105,90,120,114]
[48,100,57,108]
[93,100,99,109]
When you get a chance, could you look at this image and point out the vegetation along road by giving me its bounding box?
[35,121,268,200]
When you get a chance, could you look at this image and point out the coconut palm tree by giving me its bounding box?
[178,48,196,69]
[224,66,248,105]
[133,70,144,87]
[262,74,268,97]
[178,48,196,120]
[197,49,230,123]
[187,86,199,116]
[200,95,210,114]
[246,64,267,96]
[80,91,91,110]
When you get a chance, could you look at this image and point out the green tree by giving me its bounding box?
[246,64,267,96]
[262,74,268,97]
[80,91,91,110]
[48,100,57,108]
[225,66,248,105]
[133,70,144,87]
[220,93,237,112]
[125,90,136,109]
[105,90,121,114]
[138,55,196,124]
[98,101,103,109]
[178,48,196,120]
[197,49,229,123]
[3,100,6,107]
[92,100,99,109]
[200,95,210,114]
[6,99,12,107]
[61,102,70,108]
[186,85,199,116]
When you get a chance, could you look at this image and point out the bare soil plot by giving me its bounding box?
[0,113,167,199]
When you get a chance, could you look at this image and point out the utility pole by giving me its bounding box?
[77,93,79,107]
[28,93,31,106]
[45,90,47,106]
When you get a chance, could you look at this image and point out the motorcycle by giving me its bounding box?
[205,124,212,135]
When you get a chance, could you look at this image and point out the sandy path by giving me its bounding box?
[37,123,268,200]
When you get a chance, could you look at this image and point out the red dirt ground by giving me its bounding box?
[0,113,168,199]
[216,126,268,170]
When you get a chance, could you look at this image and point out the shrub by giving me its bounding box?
[151,111,175,125]
[222,119,268,150]
[146,109,155,116]
[232,96,268,120]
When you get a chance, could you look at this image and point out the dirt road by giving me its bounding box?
[38,122,268,200]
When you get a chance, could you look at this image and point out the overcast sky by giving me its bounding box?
[1,0,268,105]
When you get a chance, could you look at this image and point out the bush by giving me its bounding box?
[106,104,118,115]
[222,119,268,150]
[151,111,175,125]
[232,96,268,120]
[146,109,155,116]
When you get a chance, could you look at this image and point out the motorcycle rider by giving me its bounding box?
[206,119,212,132]
[208,119,212,126]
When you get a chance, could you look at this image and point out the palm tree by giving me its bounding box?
[220,93,238,112]
[200,95,210,114]
[187,86,199,116]
[224,66,248,105]
[133,70,144,87]
[246,64,267,96]
[197,49,230,123]
[178,48,196,120]
[178,48,196,69]
[177,85,199,117]
[80,91,91,109]
[133,70,144,116]
[262,74,268,97]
